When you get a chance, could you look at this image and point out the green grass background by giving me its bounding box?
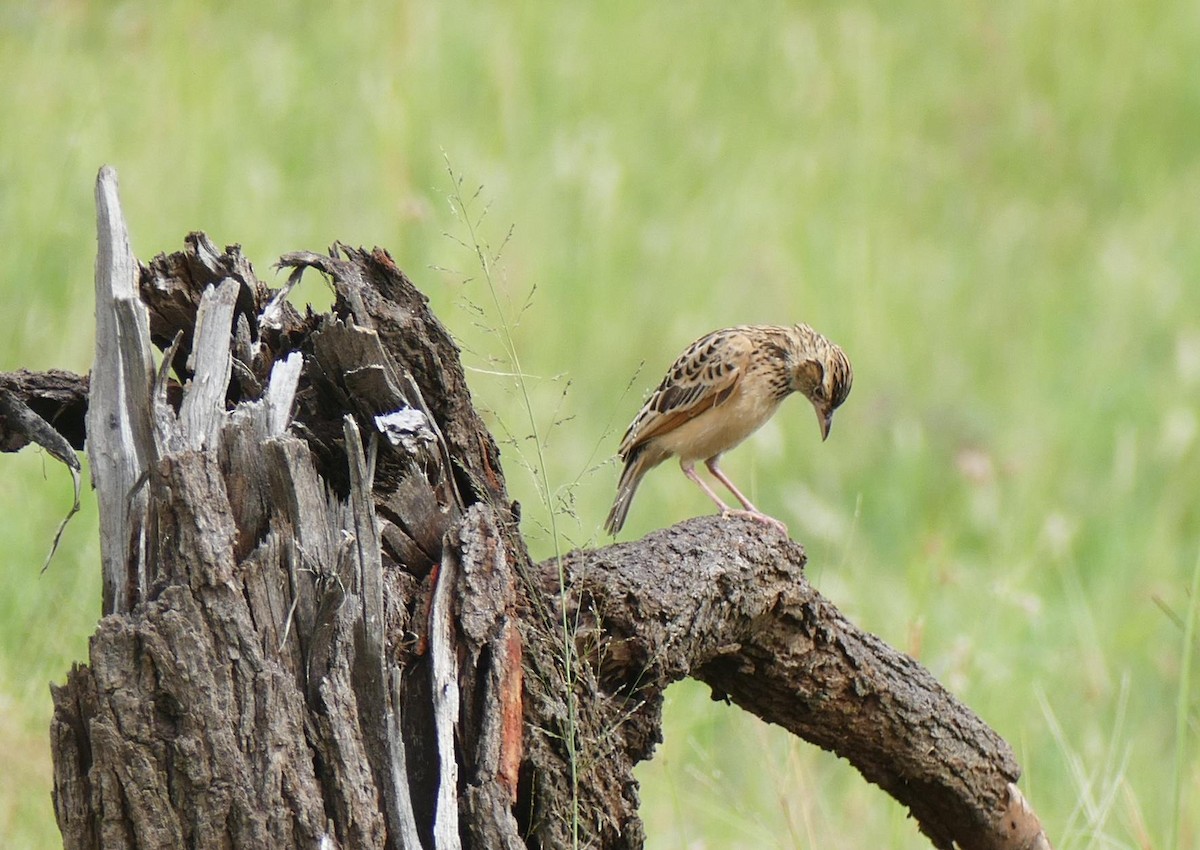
[2,1,1198,847]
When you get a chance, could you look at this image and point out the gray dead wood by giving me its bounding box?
[13,167,1051,850]
[88,166,157,614]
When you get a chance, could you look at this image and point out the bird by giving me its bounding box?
[604,323,852,535]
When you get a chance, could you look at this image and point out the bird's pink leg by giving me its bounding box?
[681,462,734,513]
[706,458,788,534]
[705,458,759,512]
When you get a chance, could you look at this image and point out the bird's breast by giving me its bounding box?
[655,380,786,463]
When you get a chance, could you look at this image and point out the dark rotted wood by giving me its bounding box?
[139,232,291,383]
[277,248,515,522]
[0,369,89,454]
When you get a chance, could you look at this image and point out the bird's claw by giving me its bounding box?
[722,508,789,536]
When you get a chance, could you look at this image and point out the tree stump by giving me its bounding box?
[0,168,1052,850]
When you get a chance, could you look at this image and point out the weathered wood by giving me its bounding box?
[0,374,83,567]
[550,518,1050,850]
[429,542,464,850]
[0,374,85,463]
[88,166,157,615]
[176,279,239,452]
[21,167,1053,849]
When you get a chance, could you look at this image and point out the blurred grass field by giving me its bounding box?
[2,1,1198,847]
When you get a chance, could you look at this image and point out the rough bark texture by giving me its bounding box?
[552,523,1049,850]
[1,168,1052,850]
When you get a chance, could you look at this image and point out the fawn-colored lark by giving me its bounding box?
[605,323,852,535]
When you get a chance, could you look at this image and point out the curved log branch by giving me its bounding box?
[551,520,1051,850]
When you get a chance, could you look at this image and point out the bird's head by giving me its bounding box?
[790,327,853,441]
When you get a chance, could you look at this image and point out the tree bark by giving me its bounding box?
[0,167,1052,849]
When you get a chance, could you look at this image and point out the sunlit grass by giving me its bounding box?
[2,1,1198,847]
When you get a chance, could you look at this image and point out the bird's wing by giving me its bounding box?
[617,328,753,458]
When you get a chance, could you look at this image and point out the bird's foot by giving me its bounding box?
[722,508,788,536]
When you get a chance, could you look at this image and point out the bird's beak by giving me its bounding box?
[818,407,833,441]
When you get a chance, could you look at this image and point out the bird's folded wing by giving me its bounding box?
[617,330,752,457]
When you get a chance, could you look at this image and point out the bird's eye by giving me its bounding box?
[812,386,826,401]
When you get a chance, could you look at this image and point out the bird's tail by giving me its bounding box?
[604,448,655,535]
